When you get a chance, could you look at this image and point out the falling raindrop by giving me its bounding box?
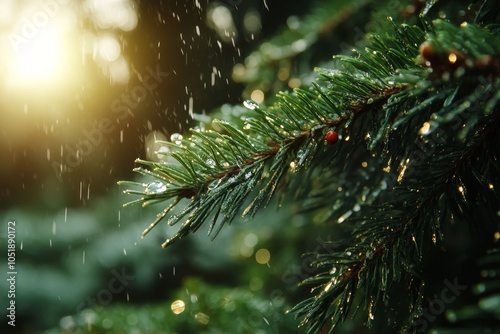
[188,96,194,119]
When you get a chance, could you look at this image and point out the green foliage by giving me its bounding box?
[430,246,500,333]
[120,1,500,333]
[45,278,299,334]
[232,0,377,97]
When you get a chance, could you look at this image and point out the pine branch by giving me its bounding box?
[120,14,500,333]
[291,19,500,333]
[119,21,426,248]
[293,108,500,332]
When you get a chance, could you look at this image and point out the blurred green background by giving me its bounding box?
[0,0,343,332]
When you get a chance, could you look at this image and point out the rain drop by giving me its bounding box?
[243,100,259,110]
[157,145,169,159]
[206,159,216,168]
[170,133,183,145]
[145,181,167,194]
[208,178,222,190]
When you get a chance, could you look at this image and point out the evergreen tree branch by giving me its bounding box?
[119,21,426,248]
[291,19,500,333]
[294,106,499,332]
[120,13,500,333]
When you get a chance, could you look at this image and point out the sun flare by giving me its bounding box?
[11,29,62,83]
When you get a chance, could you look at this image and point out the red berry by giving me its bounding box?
[326,130,338,144]
[419,41,435,62]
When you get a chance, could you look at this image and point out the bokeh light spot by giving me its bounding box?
[250,89,264,104]
[255,248,270,264]
[243,233,258,247]
[97,34,121,62]
[171,299,186,314]
[194,312,210,325]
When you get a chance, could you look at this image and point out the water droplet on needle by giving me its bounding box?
[145,181,167,194]
[243,100,259,110]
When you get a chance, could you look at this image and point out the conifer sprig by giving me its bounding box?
[291,19,500,333]
[119,22,425,246]
[120,16,500,332]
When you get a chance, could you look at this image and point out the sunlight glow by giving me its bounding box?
[97,34,121,62]
[4,0,78,90]
[3,0,138,91]
[87,0,138,31]
[11,28,61,82]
